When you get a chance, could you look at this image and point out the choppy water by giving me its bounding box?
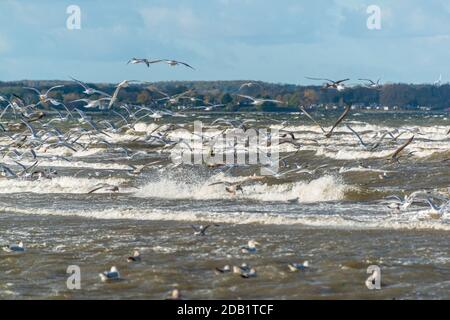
[1,110,449,299]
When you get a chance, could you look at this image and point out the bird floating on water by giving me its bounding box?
[241,240,260,254]
[215,265,231,274]
[127,250,141,262]
[288,261,309,272]
[2,241,25,253]
[99,266,121,282]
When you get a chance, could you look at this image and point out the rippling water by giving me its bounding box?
[1,110,449,299]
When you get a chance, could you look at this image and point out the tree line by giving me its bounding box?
[0,80,448,111]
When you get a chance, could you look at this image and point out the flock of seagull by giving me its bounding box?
[1,57,449,299]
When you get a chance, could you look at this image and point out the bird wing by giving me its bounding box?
[109,86,122,108]
[178,61,195,69]
[262,99,283,104]
[70,77,89,90]
[346,124,366,147]
[300,106,326,133]
[325,105,351,138]
[335,79,350,84]
[46,85,64,95]
[21,120,37,137]
[208,181,230,187]
[390,135,414,160]
[305,77,335,83]
[358,78,375,85]
[87,185,106,194]
[237,95,256,102]
[23,87,41,95]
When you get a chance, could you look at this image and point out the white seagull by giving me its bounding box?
[288,261,309,272]
[240,240,260,254]
[240,267,257,278]
[239,82,263,91]
[148,59,194,69]
[384,190,429,211]
[127,58,151,67]
[99,266,121,282]
[237,94,283,106]
[108,80,145,109]
[24,85,64,103]
[71,98,111,109]
[2,241,25,253]
[215,265,232,274]
[306,77,349,91]
[127,250,141,262]
[70,77,111,96]
[358,78,382,89]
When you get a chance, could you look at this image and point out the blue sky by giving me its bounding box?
[0,0,449,84]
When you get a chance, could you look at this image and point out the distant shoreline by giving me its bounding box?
[1,79,449,110]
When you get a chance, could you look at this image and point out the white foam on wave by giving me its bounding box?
[2,158,130,170]
[0,176,127,194]
[1,205,449,231]
[134,174,349,203]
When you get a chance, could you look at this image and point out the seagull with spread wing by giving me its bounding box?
[237,94,284,106]
[24,85,64,103]
[358,78,382,89]
[148,59,194,69]
[306,77,349,91]
[300,105,351,138]
[127,57,151,67]
[70,77,111,96]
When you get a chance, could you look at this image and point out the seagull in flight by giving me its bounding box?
[70,77,111,96]
[384,190,429,211]
[148,59,194,69]
[239,82,263,91]
[358,78,382,89]
[237,94,284,106]
[108,80,147,109]
[71,97,111,109]
[300,105,351,138]
[88,183,119,194]
[425,198,450,217]
[306,77,349,91]
[387,135,414,162]
[346,124,386,151]
[209,181,244,195]
[24,85,64,103]
[127,58,151,67]
[190,224,219,236]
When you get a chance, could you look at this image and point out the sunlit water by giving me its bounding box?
[0,110,449,299]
